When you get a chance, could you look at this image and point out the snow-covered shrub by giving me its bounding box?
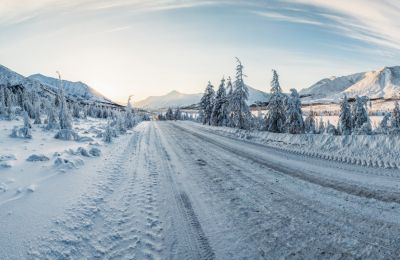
[103,122,113,143]
[325,121,337,135]
[11,112,32,139]
[54,129,79,141]
[304,112,316,134]
[26,154,50,162]
[353,121,372,135]
[89,147,101,157]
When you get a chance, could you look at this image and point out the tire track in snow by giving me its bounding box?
[161,122,400,258]
[153,122,215,260]
[172,123,400,204]
[28,123,164,259]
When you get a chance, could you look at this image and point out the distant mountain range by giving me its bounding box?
[136,86,270,109]
[2,64,400,110]
[300,66,400,103]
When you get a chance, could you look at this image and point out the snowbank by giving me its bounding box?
[185,122,400,169]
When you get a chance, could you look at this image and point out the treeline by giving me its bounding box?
[0,77,146,141]
[196,58,396,136]
[157,107,194,121]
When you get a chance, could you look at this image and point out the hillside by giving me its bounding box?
[0,64,115,106]
[300,66,400,103]
[28,74,112,104]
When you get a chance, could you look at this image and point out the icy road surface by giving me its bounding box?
[1,121,400,259]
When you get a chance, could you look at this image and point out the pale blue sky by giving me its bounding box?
[1,0,400,102]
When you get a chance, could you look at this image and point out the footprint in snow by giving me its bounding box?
[196,159,207,166]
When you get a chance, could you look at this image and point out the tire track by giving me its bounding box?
[172,123,400,204]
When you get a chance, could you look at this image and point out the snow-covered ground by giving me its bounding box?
[1,120,400,258]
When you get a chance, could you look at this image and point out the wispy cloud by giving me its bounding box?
[284,0,400,50]
[253,11,324,26]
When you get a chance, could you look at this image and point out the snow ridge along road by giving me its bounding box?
[2,121,400,259]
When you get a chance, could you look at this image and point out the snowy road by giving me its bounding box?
[2,121,400,259]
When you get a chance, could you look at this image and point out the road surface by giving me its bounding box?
[2,121,400,259]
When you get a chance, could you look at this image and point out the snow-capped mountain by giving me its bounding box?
[300,66,400,103]
[136,86,270,109]
[28,74,111,104]
[0,64,115,105]
[0,65,49,94]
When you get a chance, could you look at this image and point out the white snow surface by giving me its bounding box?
[1,120,400,258]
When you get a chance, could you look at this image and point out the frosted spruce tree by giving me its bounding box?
[265,69,286,132]
[338,95,352,135]
[230,58,251,129]
[285,89,304,134]
[378,112,390,134]
[33,102,42,124]
[103,121,113,143]
[166,107,174,120]
[174,107,182,120]
[225,76,235,127]
[391,101,400,130]
[318,115,325,134]
[125,95,136,129]
[211,77,229,126]
[55,72,78,140]
[46,98,59,130]
[353,96,371,134]
[304,110,316,134]
[199,81,215,125]
[0,87,5,116]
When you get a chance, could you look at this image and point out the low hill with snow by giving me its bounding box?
[136,86,270,109]
[0,64,115,106]
[300,66,400,103]
[28,74,112,104]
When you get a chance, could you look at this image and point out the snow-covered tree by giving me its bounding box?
[11,111,32,139]
[391,101,400,129]
[174,107,182,120]
[317,115,325,134]
[46,98,59,130]
[338,95,352,135]
[0,87,5,116]
[285,89,304,134]
[166,107,174,120]
[225,77,235,127]
[200,81,215,125]
[230,58,251,129]
[33,102,41,124]
[125,95,136,128]
[265,69,286,132]
[211,77,229,126]
[55,72,78,140]
[353,96,370,131]
[58,86,72,130]
[377,112,390,134]
[72,103,81,118]
[103,121,113,143]
[304,111,316,134]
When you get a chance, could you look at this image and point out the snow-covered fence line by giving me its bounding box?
[188,122,400,169]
